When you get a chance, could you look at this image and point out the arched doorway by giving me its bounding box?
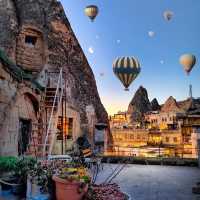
[18,92,39,155]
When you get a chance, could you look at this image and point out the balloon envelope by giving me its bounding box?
[113,57,141,91]
[84,5,98,21]
[163,10,173,21]
[148,31,155,37]
[180,54,196,75]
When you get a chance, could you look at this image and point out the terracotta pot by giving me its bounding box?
[52,176,88,200]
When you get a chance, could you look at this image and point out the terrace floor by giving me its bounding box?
[95,164,200,200]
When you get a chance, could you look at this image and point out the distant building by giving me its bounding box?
[112,129,148,148]
[109,97,200,158]
[191,128,200,158]
[109,111,130,129]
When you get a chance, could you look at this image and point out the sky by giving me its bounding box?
[60,0,200,115]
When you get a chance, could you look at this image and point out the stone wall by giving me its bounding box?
[9,0,107,125]
[0,0,109,155]
[0,66,40,155]
[16,26,45,72]
[0,0,18,60]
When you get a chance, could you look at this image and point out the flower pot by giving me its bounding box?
[0,176,25,194]
[26,175,43,199]
[11,183,25,195]
[52,176,88,200]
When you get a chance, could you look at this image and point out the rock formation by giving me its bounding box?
[127,86,151,123]
[161,96,180,112]
[127,86,200,128]
[151,98,160,111]
[0,0,108,155]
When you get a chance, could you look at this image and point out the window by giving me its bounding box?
[57,117,73,139]
[25,35,37,46]
[173,137,177,143]
[166,137,169,142]
[130,135,134,140]
[68,118,73,139]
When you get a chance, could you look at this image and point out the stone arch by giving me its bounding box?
[16,92,39,155]
[17,86,40,118]
[16,25,46,73]
[23,92,39,115]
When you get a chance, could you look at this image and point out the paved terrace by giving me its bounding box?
[95,164,200,200]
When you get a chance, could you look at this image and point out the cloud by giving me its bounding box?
[117,39,121,44]
[88,47,94,54]
[96,35,99,39]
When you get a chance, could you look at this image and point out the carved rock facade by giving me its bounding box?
[0,0,108,155]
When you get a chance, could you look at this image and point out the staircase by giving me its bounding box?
[27,68,64,158]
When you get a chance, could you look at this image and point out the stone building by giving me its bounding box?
[144,97,200,157]
[109,112,129,129]
[111,129,149,148]
[0,0,108,156]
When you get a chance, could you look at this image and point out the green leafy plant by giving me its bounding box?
[29,162,48,187]
[0,156,18,173]
[81,175,90,184]
[13,157,37,184]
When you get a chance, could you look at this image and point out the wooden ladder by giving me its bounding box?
[28,68,64,158]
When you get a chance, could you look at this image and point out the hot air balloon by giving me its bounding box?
[113,57,141,91]
[148,31,155,37]
[180,54,196,75]
[163,10,173,21]
[100,72,104,77]
[84,5,99,22]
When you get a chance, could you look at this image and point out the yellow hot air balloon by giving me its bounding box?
[180,54,196,75]
[84,5,99,22]
[113,57,141,91]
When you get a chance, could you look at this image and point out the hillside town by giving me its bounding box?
[109,86,200,158]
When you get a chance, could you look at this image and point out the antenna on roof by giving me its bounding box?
[189,84,193,99]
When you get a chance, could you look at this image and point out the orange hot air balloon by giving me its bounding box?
[180,54,196,75]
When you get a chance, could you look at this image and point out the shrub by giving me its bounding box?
[0,156,18,173]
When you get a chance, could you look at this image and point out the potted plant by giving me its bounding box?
[52,162,90,200]
[26,161,51,199]
[11,157,37,195]
[0,156,18,190]
[0,156,37,196]
[0,156,18,175]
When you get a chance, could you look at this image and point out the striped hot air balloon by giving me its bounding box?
[84,5,99,22]
[113,57,141,91]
